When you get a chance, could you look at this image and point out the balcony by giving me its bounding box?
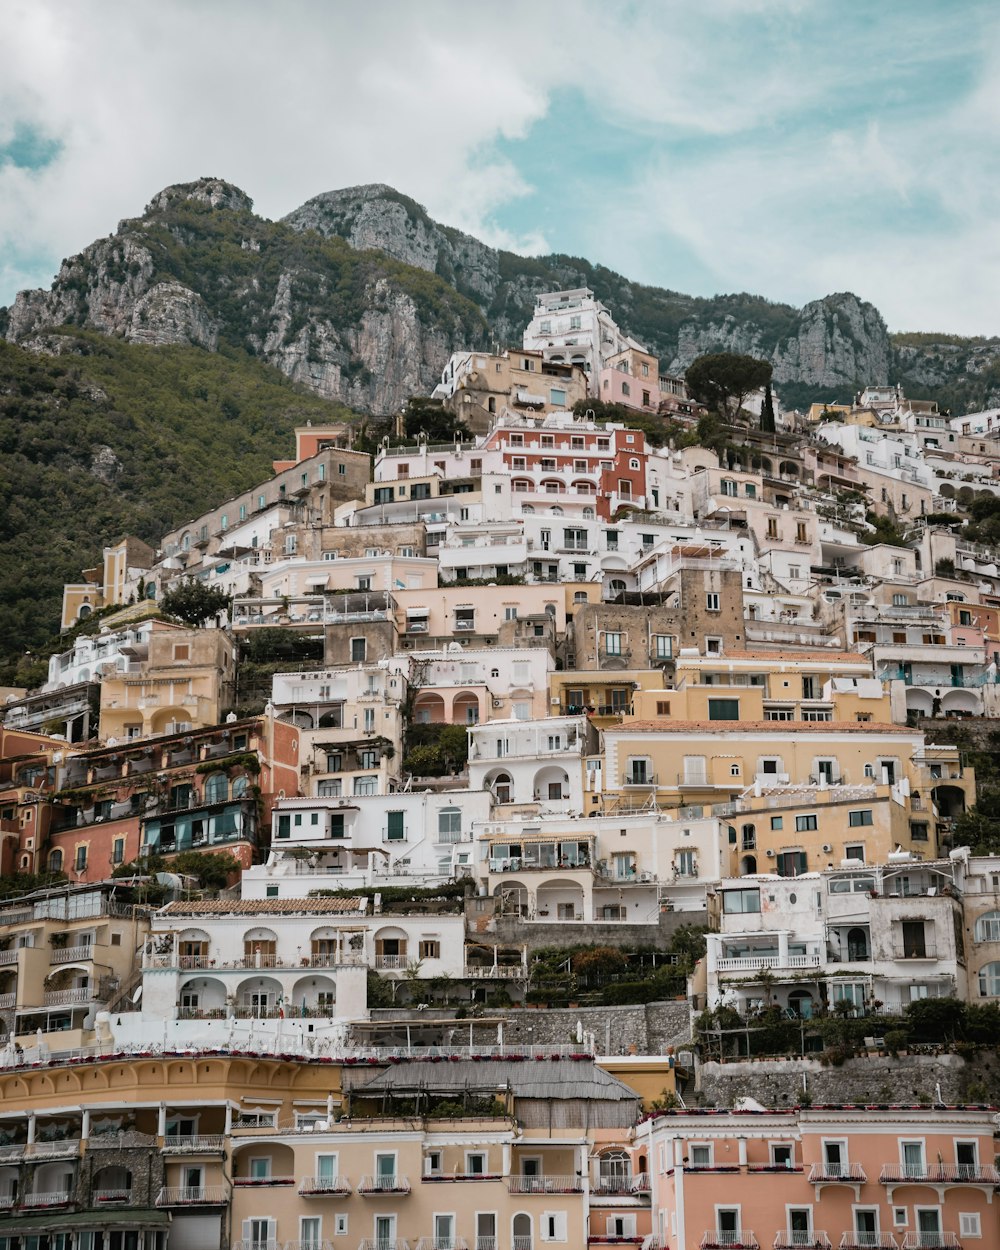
[42,988,91,1007]
[50,945,95,965]
[591,1174,650,1195]
[21,1191,74,1209]
[161,1134,227,1152]
[233,1175,296,1187]
[901,1238,960,1250]
[774,1238,831,1250]
[375,955,409,971]
[808,1163,867,1184]
[506,1175,583,1194]
[891,946,938,962]
[357,1175,411,1194]
[0,1194,13,1211]
[32,1139,81,1157]
[0,950,17,966]
[475,1241,498,1250]
[839,1237,898,1250]
[0,993,15,1010]
[285,1242,334,1250]
[716,954,821,972]
[701,1234,758,1249]
[423,1172,503,1183]
[299,1175,352,1195]
[513,1239,533,1250]
[93,1188,132,1204]
[155,1185,228,1206]
[415,1240,469,1250]
[358,1242,410,1250]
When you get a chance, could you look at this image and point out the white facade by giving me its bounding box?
[467,715,591,814]
[522,288,639,393]
[45,620,157,691]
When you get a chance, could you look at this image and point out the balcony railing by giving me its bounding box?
[21,1191,73,1208]
[506,1175,583,1193]
[42,988,91,1007]
[0,950,17,966]
[155,1185,228,1205]
[880,1163,999,1184]
[358,1241,410,1250]
[93,1188,132,1204]
[838,1236,898,1250]
[357,1175,411,1194]
[415,1239,469,1250]
[233,1175,296,1187]
[31,1139,80,1156]
[285,1242,334,1250]
[375,955,409,971]
[232,1242,280,1250]
[591,1173,650,1194]
[716,954,821,972]
[299,1175,352,1195]
[701,1234,758,1249]
[808,1163,867,1183]
[774,1237,831,1250]
[161,1134,227,1152]
[475,1240,498,1250]
[50,945,95,965]
[0,993,15,1010]
[901,1237,960,1250]
[513,1239,533,1250]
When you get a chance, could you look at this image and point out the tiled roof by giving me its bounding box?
[158,898,365,916]
[610,720,915,735]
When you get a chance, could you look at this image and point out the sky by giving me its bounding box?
[2,0,999,335]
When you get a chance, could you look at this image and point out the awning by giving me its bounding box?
[405,607,429,616]
[305,574,330,587]
[0,1209,169,1232]
[516,390,546,406]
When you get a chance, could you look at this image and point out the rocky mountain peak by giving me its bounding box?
[144,177,253,216]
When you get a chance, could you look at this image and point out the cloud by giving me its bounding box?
[1,0,998,338]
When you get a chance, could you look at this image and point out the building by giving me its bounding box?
[522,288,643,394]
[432,348,589,430]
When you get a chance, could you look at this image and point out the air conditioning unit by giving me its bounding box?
[492,699,504,708]
[765,849,775,857]
[822,844,833,853]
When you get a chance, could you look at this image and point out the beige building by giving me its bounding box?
[99,626,236,742]
[60,535,155,629]
[435,349,589,432]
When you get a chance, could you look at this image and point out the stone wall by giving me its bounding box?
[695,1051,1000,1108]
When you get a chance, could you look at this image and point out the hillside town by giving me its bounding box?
[4,287,1000,1250]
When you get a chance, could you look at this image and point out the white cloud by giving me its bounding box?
[1,0,998,337]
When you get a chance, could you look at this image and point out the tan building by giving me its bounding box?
[435,349,589,432]
[99,626,236,742]
[60,536,155,630]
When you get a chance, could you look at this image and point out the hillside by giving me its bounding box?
[7,177,1000,415]
[0,330,357,678]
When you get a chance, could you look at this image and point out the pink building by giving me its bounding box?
[638,1104,998,1250]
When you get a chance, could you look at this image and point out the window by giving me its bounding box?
[960,1213,982,1238]
[386,812,405,841]
[540,1212,567,1242]
[350,638,366,663]
[354,776,377,796]
[978,962,1000,996]
[605,632,622,656]
[722,888,761,914]
[777,850,807,877]
[706,592,721,611]
[771,816,783,830]
[689,1144,712,1168]
[721,479,737,497]
[708,698,739,721]
[849,809,873,827]
[419,940,440,959]
[112,837,125,866]
[795,814,818,832]
[75,845,88,872]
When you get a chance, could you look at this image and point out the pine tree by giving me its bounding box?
[760,382,776,434]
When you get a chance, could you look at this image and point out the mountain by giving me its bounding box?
[6,177,1000,414]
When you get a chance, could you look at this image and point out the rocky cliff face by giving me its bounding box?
[4,177,996,414]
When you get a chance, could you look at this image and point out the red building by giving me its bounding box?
[39,717,300,883]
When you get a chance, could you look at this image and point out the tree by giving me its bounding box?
[402,397,469,443]
[160,579,232,627]
[170,850,242,889]
[760,382,776,434]
[684,353,773,421]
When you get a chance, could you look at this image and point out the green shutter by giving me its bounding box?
[708,698,740,721]
[387,811,405,840]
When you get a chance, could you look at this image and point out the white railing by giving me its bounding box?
[774,1236,831,1249]
[155,1185,228,1205]
[0,993,14,1009]
[50,945,94,964]
[32,1139,80,1155]
[0,951,17,966]
[358,1241,410,1250]
[513,1238,533,1250]
[901,1237,958,1250]
[285,1242,334,1250]
[506,1175,582,1193]
[808,1164,867,1183]
[375,955,408,971]
[93,1188,132,1203]
[415,1240,469,1250]
[299,1175,351,1194]
[838,1237,899,1250]
[463,965,525,979]
[162,1134,226,1151]
[701,1234,758,1250]
[42,988,91,1006]
[358,1174,411,1193]
[233,1242,280,1250]
[716,954,821,972]
[475,1240,498,1250]
[22,1191,73,1207]
[592,1172,650,1194]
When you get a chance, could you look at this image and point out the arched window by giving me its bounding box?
[847,927,869,961]
[232,775,249,798]
[583,507,594,519]
[741,824,756,850]
[740,855,757,875]
[979,962,1000,996]
[49,849,64,873]
[203,773,228,803]
[975,911,1000,942]
[77,603,92,621]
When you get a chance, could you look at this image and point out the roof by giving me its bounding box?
[158,898,365,916]
[702,650,870,665]
[610,720,915,735]
[355,1057,640,1102]
[0,1210,169,1232]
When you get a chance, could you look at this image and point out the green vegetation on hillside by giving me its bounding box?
[0,331,357,681]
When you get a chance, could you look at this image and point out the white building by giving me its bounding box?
[467,715,596,815]
[44,619,159,691]
[522,288,640,394]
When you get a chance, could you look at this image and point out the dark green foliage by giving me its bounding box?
[0,332,358,681]
[401,396,469,442]
[238,629,324,663]
[0,872,68,900]
[169,850,242,889]
[760,382,776,433]
[862,512,908,547]
[570,398,672,447]
[684,353,773,419]
[402,723,470,776]
[934,557,956,577]
[159,579,231,626]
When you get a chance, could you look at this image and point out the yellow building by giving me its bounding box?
[60,536,155,630]
[99,626,236,741]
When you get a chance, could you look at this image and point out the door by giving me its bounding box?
[434,1214,455,1249]
[854,1210,878,1243]
[376,1154,396,1188]
[476,1213,497,1250]
[824,1141,844,1177]
[916,1209,942,1245]
[956,1141,978,1179]
[717,1209,740,1245]
[788,1210,811,1246]
[903,1141,925,1178]
[375,1215,396,1250]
